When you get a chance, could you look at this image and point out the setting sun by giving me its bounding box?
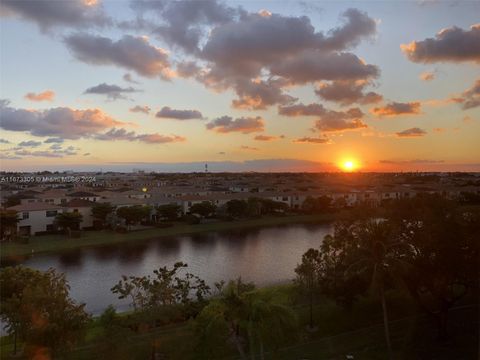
[341,160,358,172]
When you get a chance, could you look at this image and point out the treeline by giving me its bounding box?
[0,194,478,359]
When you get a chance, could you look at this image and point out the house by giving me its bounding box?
[7,202,64,235]
[63,199,95,229]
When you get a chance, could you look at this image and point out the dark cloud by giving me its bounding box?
[315,80,382,105]
[206,116,265,134]
[24,90,55,102]
[84,83,139,100]
[65,33,173,79]
[155,106,204,120]
[129,105,151,114]
[95,128,186,144]
[0,0,110,31]
[293,136,331,144]
[176,61,202,78]
[270,50,379,84]
[371,102,421,117]
[0,138,10,144]
[83,152,91,156]
[452,78,480,110]
[150,0,235,53]
[396,127,427,137]
[401,24,480,63]
[187,8,379,108]
[18,140,42,147]
[44,137,64,143]
[278,103,327,116]
[0,100,124,139]
[279,102,366,132]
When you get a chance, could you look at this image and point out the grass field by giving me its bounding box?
[0,213,334,259]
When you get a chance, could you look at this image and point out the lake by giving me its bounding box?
[5,223,332,314]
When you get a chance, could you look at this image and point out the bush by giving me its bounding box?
[154,222,173,228]
[182,214,200,225]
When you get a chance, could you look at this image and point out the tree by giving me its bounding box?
[0,209,19,241]
[91,202,115,228]
[190,201,217,218]
[55,212,83,236]
[294,248,322,330]
[111,262,210,312]
[156,203,182,221]
[225,199,249,218]
[334,220,404,360]
[390,194,479,342]
[116,205,151,229]
[301,196,332,214]
[195,279,297,360]
[0,266,90,357]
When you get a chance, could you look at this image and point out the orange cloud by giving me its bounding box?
[371,102,421,117]
[396,127,427,138]
[24,90,55,102]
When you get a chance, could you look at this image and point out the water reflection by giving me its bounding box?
[5,223,331,314]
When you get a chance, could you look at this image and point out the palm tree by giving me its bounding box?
[345,220,404,360]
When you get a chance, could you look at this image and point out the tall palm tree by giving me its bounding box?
[345,219,405,360]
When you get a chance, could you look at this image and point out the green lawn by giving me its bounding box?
[0,214,334,259]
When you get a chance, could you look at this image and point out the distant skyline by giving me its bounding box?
[1,0,479,172]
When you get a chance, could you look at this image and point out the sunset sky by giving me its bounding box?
[0,0,479,172]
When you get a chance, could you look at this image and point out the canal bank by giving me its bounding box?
[0,213,335,259]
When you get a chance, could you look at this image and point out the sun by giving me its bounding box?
[340,159,358,172]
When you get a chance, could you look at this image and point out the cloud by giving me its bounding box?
[123,73,140,84]
[95,128,186,144]
[134,0,235,54]
[0,100,124,139]
[293,136,331,144]
[278,103,327,116]
[371,102,421,117]
[451,78,480,110]
[155,106,204,120]
[18,140,42,147]
[419,71,435,81]
[0,0,110,31]
[190,8,379,108]
[176,61,202,78]
[130,105,151,114]
[315,80,382,105]
[83,152,91,156]
[84,83,138,100]
[278,102,366,132]
[396,127,427,137]
[49,144,63,150]
[401,23,480,63]
[24,90,55,102]
[240,145,259,151]
[65,33,173,79]
[14,150,64,158]
[0,138,10,144]
[269,50,379,85]
[254,134,280,141]
[206,116,265,134]
[379,159,443,164]
[44,137,64,143]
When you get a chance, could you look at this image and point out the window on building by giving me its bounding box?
[22,212,29,219]
[46,210,57,217]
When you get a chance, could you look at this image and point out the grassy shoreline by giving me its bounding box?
[0,213,333,260]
